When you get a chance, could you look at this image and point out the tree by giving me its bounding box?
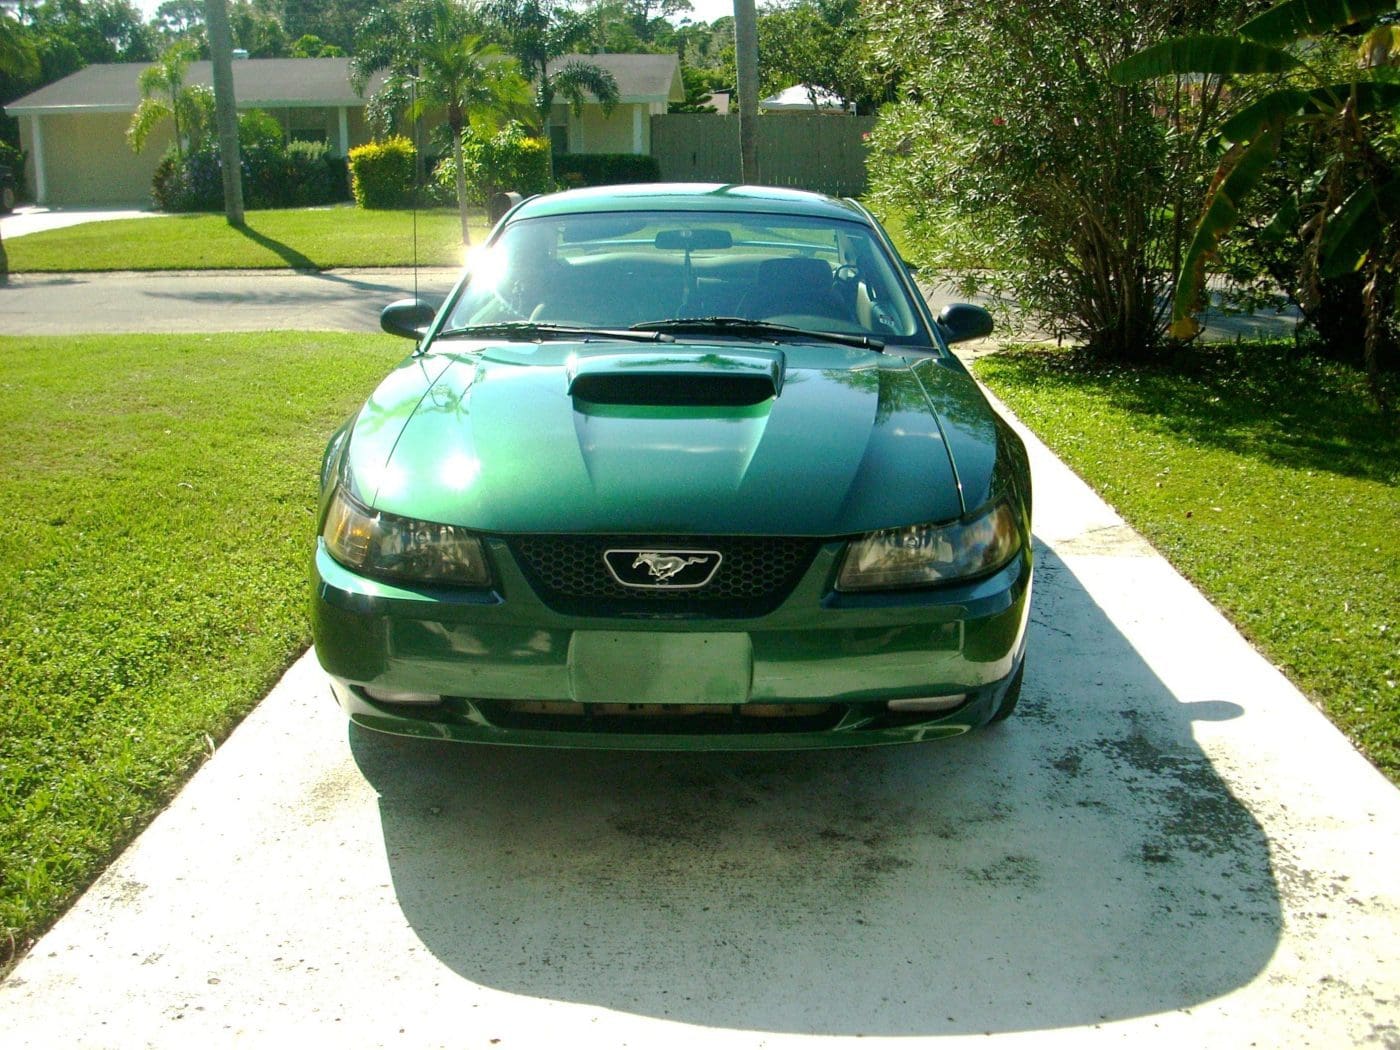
[206,0,246,225]
[354,0,530,244]
[1112,0,1400,403]
[0,15,38,283]
[481,0,620,180]
[280,0,377,54]
[229,1,291,57]
[26,0,155,64]
[734,0,757,181]
[866,0,1253,359]
[757,0,874,112]
[127,41,213,161]
[152,0,205,45]
[290,33,343,58]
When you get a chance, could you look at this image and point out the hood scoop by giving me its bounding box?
[566,348,784,407]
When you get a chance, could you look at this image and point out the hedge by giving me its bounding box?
[554,153,660,189]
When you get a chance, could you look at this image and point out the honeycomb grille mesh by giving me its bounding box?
[508,535,820,617]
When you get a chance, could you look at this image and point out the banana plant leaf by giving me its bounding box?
[1172,130,1283,338]
[1219,81,1400,142]
[1319,178,1400,277]
[1240,0,1400,45]
[1110,35,1300,83]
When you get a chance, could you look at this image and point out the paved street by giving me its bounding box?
[0,267,462,335]
[0,217,1392,1048]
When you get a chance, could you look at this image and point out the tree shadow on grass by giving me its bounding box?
[349,543,1281,1036]
[233,221,319,271]
[985,345,1397,487]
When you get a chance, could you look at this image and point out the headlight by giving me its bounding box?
[837,501,1021,591]
[322,488,492,587]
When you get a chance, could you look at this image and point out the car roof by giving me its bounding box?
[510,183,871,224]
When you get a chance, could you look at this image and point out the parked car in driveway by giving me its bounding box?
[311,183,1032,749]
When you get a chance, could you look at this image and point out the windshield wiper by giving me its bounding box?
[630,316,884,352]
[437,321,673,343]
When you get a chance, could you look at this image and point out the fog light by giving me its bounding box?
[362,686,442,705]
[887,694,966,713]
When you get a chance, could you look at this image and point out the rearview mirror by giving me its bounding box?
[380,297,442,340]
[936,303,994,345]
[655,229,733,251]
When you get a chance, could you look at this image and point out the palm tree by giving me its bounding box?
[0,15,39,283]
[127,41,214,161]
[354,0,530,244]
[482,0,620,180]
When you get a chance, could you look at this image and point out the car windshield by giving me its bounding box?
[442,210,928,343]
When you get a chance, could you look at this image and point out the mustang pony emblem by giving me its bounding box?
[633,552,708,582]
[603,548,723,589]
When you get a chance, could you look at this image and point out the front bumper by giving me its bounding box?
[311,537,1031,750]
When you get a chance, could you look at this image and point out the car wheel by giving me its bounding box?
[988,657,1024,723]
[0,187,14,214]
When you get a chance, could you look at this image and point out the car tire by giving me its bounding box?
[988,657,1024,723]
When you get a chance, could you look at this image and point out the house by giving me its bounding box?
[759,84,854,115]
[3,53,683,207]
[546,53,684,157]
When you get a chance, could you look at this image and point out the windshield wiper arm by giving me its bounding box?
[437,322,673,343]
[631,316,884,352]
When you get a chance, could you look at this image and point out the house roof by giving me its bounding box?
[5,53,683,116]
[759,83,852,113]
[4,58,376,115]
[547,54,684,104]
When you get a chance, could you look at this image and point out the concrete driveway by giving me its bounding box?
[0,204,154,240]
[1,367,1396,1046]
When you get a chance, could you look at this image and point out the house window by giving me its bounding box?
[549,123,568,155]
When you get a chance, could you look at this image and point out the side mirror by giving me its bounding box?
[936,303,994,345]
[380,297,442,340]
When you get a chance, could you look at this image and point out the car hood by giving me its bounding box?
[343,342,997,536]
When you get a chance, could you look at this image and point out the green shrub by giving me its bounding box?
[554,152,660,189]
[151,145,223,212]
[151,125,352,213]
[348,137,417,209]
[432,122,552,205]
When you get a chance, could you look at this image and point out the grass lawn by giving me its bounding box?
[0,331,402,967]
[975,344,1399,782]
[5,206,489,272]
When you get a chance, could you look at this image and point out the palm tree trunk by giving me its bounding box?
[453,128,471,246]
[734,0,759,184]
[206,0,245,226]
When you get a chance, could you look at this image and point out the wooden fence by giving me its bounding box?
[650,113,877,197]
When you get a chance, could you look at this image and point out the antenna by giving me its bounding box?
[410,61,420,304]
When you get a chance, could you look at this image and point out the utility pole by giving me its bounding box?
[205,0,245,226]
[734,0,759,184]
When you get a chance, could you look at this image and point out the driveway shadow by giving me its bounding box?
[349,542,1281,1036]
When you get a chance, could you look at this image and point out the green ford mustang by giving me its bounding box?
[311,183,1032,749]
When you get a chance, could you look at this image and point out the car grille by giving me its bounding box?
[507,534,821,618]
